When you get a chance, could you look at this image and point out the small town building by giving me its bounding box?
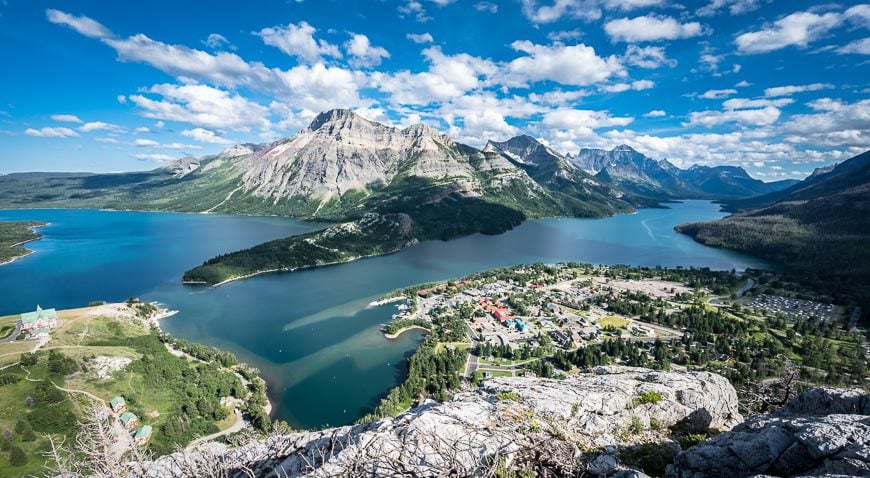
[133,425,152,445]
[119,412,138,430]
[20,306,58,331]
[110,396,127,413]
[30,327,51,338]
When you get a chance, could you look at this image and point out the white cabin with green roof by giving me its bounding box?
[133,425,152,445]
[20,306,58,331]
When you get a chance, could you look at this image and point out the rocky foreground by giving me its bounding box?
[139,367,867,478]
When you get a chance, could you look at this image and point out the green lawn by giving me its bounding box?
[598,316,631,329]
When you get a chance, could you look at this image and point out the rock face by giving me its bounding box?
[143,367,740,477]
[237,109,529,202]
[570,145,693,199]
[669,388,870,478]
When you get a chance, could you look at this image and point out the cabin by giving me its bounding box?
[133,425,152,446]
[119,412,138,430]
[30,327,51,338]
[20,306,58,331]
[110,396,127,414]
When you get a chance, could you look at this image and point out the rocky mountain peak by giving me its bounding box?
[612,144,638,153]
[306,108,371,133]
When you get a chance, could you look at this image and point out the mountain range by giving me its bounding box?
[676,150,870,311]
[0,109,806,284]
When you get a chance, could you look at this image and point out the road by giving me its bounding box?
[186,409,245,449]
[735,277,756,298]
[0,321,22,343]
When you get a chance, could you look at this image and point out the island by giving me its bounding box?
[0,221,46,265]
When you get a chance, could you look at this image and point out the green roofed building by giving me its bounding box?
[110,396,126,413]
[133,425,152,445]
[20,306,58,331]
[119,412,138,430]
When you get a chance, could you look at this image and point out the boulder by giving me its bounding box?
[669,388,870,478]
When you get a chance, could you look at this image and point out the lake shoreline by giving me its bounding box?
[0,221,48,266]
[383,325,429,339]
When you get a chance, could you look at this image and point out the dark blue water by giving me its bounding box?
[0,201,768,428]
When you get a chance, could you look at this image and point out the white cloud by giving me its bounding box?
[547,29,584,42]
[506,41,624,87]
[735,80,751,87]
[181,127,234,144]
[722,98,794,110]
[24,127,79,138]
[103,34,262,88]
[80,121,123,132]
[602,79,654,92]
[605,15,705,43]
[256,22,342,63]
[95,137,119,144]
[45,8,111,39]
[763,83,834,97]
[275,63,367,112]
[134,126,150,133]
[203,33,232,50]
[134,139,160,147]
[623,45,676,69]
[406,32,434,43]
[837,37,870,55]
[644,110,666,117]
[700,88,737,99]
[398,1,431,22]
[688,106,781,127]
[696,0,760,17]
[344,33,390,68]
[521,0,663,24]
[542,108,634,129]
[133,153,176,162]
[779,98,870,148]
[128,83,271,130]
[51,114,83,123]
[474,2,498,13]
[735,9,847,54]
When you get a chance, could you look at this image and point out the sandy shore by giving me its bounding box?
[383,325,430,339]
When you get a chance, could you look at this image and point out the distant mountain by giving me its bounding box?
[568,144,796,201]
[570,145,694,200]
[674,165,799,198]
[676,150,870,312]
[484,136,640,214]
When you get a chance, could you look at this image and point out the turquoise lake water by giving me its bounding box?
[0,201,768,428]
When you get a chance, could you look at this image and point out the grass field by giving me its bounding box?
[597,316,631,329]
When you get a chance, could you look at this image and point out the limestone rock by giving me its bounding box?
[143,367,741,477]
[669,388,870,478]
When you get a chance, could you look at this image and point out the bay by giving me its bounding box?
[0,200,768,429]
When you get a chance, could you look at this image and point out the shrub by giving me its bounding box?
[632,390,664,407]
[496,391,519,401]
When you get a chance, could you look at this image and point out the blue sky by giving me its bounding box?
[0,0,867,179]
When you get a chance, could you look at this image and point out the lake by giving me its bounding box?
[0,201,768,429]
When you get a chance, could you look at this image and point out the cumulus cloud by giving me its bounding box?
[181,127,234,144]
[722,98,794,110]
[134,138,160,147]
[256,22,342,63]
[735,5,869,54]
[688,106,781,127]
[521,0,663,24]
[763,83,834,97]
[602,80,654,92]
[24,127,80,138]
[203,33,233,50]
[622,45,676,69]
[700,88,737,99]
[779,98,870,148]
[344,33,390,68]
[51,114,83,123]
[128,83,271,130]
[644,110,666,117]
[80,121,123,132]
[506,41,625,86]
[406,32,434,43]
[605,15,705,43]
[696,0,760,17]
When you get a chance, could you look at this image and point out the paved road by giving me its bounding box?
[0,321,22,343]
[735,277,756,298]
[187,409,246,449]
